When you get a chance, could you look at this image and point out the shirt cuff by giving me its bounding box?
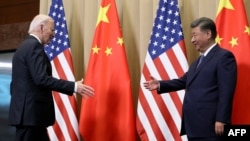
[74,82,77,92]
[158,82,161,91]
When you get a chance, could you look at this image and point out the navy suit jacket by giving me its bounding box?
[158,45,237,138]
[9,36,75,127]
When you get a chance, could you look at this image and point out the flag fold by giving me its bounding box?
[215,0,250,124]
[79,0,136,140]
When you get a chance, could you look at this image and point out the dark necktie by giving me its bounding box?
[197,55,204,68]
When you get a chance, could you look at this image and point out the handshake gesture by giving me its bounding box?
[143,76,160,91]
[76,79,94,98]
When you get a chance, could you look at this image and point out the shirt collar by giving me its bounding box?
[200,43,216,57]
[30,34,42,44]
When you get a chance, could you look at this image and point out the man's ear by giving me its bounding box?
[40,24,44,32]
[206,30,212,39]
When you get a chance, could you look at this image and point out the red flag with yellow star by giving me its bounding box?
[78,0,136,140]
[216,0,250,124]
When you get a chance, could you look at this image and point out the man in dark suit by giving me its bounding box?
[144,17,237,141]
[8,14,94,141]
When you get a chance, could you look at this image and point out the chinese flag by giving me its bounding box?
[78,0,136,140]
[216,0,250,124]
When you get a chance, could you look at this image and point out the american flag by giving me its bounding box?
[136,0,188,140]
[44,0,80,140]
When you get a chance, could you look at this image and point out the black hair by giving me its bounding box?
[190,17,217,40]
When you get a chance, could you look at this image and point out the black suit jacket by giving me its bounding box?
[9,35,75,127]
[158,45,237,138]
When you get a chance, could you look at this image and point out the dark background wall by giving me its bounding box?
[0,0,39,52]
[0,0,39,24]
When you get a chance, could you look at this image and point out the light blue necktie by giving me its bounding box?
[197,55,204,68]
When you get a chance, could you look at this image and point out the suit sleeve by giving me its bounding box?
[158,73,187,94]
[216,51,237,123]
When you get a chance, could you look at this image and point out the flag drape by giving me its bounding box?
[215,0,250,124]
[45,0,80,140]
[78,0,136,140]
[136,0,188,140]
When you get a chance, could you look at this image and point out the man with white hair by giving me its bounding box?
[8,14,94,141]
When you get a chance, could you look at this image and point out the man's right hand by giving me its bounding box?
[143,75,160,91]
[76,81,94,98]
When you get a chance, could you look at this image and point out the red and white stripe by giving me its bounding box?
[137,42,188,141]
[47,49,80,141]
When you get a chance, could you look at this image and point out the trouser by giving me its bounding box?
[15,126,50,141]
[188,136,225,141]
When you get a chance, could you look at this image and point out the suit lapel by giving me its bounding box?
[187,45,219,86]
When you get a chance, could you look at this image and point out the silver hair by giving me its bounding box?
[28,14,53,33]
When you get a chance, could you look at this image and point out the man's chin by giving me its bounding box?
[195,47,200,51]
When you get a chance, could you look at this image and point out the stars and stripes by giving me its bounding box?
[44,0,80,140]
[148,0,184,60]
[136,0,188,140]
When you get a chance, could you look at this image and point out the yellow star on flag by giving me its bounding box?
[92,45,100,54]
[105,47,112,56]
[117,37,124,46]
[216,0,234,16]
[244,26,250,35]
[96,4,111,26]
[215,35,223,45]
[229,37,238,47]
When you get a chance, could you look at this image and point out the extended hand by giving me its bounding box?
[76,80,94,98]
[143,76,160,91]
